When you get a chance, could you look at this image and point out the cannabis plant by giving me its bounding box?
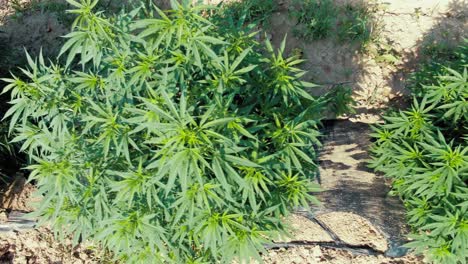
[290,0,337,41]
[337,2,376,51]
[408,41,467,98]
[325,84,356,117]
[370,65,468,263]
[213,0,277,30]
[2,0,324,263]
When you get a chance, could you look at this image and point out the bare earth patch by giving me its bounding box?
[316,212,388,253]
[0,175,38,212]
[0,228,422,264]
[263,246,422,264]
[316,120,410,255]
[277,214,334,243]
[0,228,102,264]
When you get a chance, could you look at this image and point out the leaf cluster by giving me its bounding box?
[369,62,468,263]
[324,84,356,117]
[212,0,278,29]
[290,0,336,41]
[289,0,378,50]
[336,2,377,49]
[408,41,468,97]
[1,1,324,263]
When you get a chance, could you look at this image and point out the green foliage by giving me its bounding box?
[337,2,376,49]
[0,123,14,160]
[372,41,402,66]
[325,84,356,117]
[0,122,23,184]
[2,0,324,263]
[9,0,72,23]
[370,64,468,263]
[214,0,277,27]
[8,0,135,24]
[290,0,378,49]
[408,41,468,97]
[0,95,24,184]
[290,0,337,41]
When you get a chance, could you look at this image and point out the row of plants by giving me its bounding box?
[0,0,348,263]
[369,42,468,264]
[216,0,377,51]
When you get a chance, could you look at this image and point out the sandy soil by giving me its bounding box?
[0,230,422,264]
[262,246,422,264]
[0,228,104,264]
[316,120,410,256]
[276,214,334,243]
[267,0,467,122]
[316,212,388,252]
[0,175,38,212]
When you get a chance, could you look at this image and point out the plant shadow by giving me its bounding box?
[388,0,467,97]
[315,119,410,256]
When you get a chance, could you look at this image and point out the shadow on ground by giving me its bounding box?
[389,0,467,96]
[314,120,409,256]
[311,1,466,256]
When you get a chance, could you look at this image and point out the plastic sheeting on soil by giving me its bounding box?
[314,120,410,257]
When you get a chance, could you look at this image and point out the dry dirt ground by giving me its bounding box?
[0,212,421,264]
[266,0,467,122]
[262,246,421,264]
[0,228,104,264]
[315,120,411,254]
[0,0,466,263]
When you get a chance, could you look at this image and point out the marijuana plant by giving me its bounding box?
[213,0,277,30]
[408,42,467,98]
[325,84,356,117]
[290,0,378,51]
[2,0,324,263]
[370,65,468,263]
[290,0,337,41]
[337,2,377,50]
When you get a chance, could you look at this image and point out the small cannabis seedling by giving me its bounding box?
[290,0,337,41]
[2,0,324,263]
[290,0,378,51]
